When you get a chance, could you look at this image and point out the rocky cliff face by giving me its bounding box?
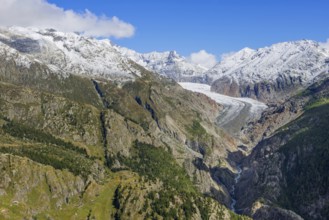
[234,79,329,219]
[241,77,329,148]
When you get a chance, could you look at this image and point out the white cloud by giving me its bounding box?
[0,0,135,38]
[320,39,329,51]
[188,50,217,69]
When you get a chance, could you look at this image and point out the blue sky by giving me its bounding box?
[3,0,329,61]
[46,0,329,57]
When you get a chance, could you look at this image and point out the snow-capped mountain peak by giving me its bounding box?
[222,47,255,60]
[114,45,208,82]
[0,26,141,81]
[207,39,329,84]
[167,50,180,61]
[207,40,329,102]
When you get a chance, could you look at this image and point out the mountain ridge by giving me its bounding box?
[0,26,141,81]
[115,45,209,82]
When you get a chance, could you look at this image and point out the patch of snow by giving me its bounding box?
[0,42,32,68]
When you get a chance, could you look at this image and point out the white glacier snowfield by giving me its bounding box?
[179,82,267,135]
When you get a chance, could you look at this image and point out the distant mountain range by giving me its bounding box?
[2,27,328,103]
[119,36,329,102]
[115,46,208,82]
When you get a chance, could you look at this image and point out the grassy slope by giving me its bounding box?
[0,158,135,220]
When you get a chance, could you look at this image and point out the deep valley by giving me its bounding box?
[0,26,328,220]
